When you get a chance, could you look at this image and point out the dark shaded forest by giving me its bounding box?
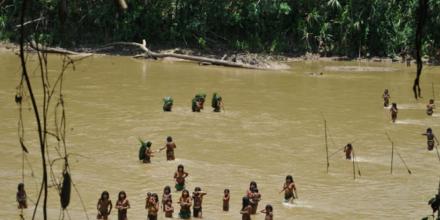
[1,0,440,58]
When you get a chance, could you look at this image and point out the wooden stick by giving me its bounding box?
[395,150,412,174]
[434,136,440,162]
[352,149,356,180]
[353,148,362,176]
[385,132,394,174]
[324,119,329,173]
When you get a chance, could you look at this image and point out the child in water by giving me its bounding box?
[390,103,398,123]
[240,196,252,220]
[223,189,230,211]
[280,175,297,203]
[251,189,261,214]
[146,193,159,220]
[16,183,27,209]
[97,191,112,220]
[422,128,438,151]
[115,191,130,220]
[174,164,189,191]
[260,204,274,220]
[160,136,176,161]
[162,186,172,212]
[427,99,435,116]
[192,187,207,218]
[178,189,192,219]
[246,181,260,214]
[383,89,390,107]
[164,199,174,218]
[344,143,353,160]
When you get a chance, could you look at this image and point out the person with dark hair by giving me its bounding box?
[162,186,172,212]
[427,99,435,116]
[192,187,207,218]
[246,181,260,214]
[390,103,398,123]
[160,136,177,160]
[139,140,154,163]
[422,128,438,151]
[280,175,297,203]
[240,196,252,220]
[178,189,192,219]
[211,92,224,112]
[16,183,27,209]
[260,204,273,220]
[97,191,112,220]
[115,191,130,220]
[383,89,390,107]
[344,143,353,160]
[146,193,159,220]
[174,165,189,191]
[164,198,174,218]
[223,189,230,211]
[192,93,206,112]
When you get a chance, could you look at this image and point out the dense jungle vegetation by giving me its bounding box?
[1,0,440,58]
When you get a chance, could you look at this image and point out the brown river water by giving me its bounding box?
[1,52,439,220]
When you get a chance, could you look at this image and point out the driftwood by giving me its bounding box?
[29,41,92,57]
[103,40,265,69]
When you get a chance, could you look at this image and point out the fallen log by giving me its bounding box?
[29,41,92,57]
[102,40,266,69]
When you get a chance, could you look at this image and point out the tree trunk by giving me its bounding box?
[413,0,428,99]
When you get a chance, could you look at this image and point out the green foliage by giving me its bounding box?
[1,0,440,58]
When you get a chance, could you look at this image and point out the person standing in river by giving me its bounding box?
[223,189,230,211]
[260,204,274,220]
[16,183,27,209]
[146,193,159,220]
[163,96,173,112]
[427,99,435,116]
[115,191,130,220]
[212,92,224,112]
[159,136,176,160]
[97,191,112,220]
[192,93,206,112]
[174,164,189,191]
[246,181,261,214]
[178,189,192,219]
[280,175,297,203]
[390,103,398,123]
[240,196,252,220]
[344,143,353,160]
[139,140,154,163]
[162,186,172,212]
[422,128,439,151]
[192,187,207,218]
[383,89,390,107]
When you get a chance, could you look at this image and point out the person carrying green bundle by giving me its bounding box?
[192,93,206,112]
[138,139,153,163]
[211,93,224,112]
[163,96,173,112]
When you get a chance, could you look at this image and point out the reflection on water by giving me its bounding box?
[0,53,439,219]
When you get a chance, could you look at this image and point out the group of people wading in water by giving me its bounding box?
[382,89,439,152]
[15,88,439,219]
[90,164,296,220]
[162,92,224,113]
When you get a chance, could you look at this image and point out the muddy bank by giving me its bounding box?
[1,41,437,68]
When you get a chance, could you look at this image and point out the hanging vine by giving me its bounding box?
[17,0,91,219]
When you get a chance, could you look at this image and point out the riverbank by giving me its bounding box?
[1,41,436,68]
